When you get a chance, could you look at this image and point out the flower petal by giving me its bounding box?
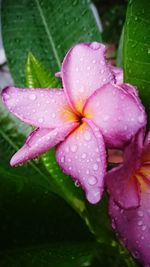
[109,65,123,84]
[62,42,114,113]
[10,122,78,166]
[109,191,150,266]
[107,131,144,209]
[106,166,140,209]
[2,87,77,128]
[56,120,106,204]
[84,83,146,148]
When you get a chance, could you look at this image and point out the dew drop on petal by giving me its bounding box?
[137,220,143,226]
[38,118,44,123]
[138,114,145,123]
[84,131,91,141]
[29,94,36,101]
[51,113,56,118]
[137,210,144,217]
[90,42,100,50]
[141,225,146,231]
[86,187,101,204]
[60,156,65,163]
[93,163,99,171]
[70,144,78,152]
[4,93,10,100]
[88,175,97,185]
[81,153,87,159]
[103,115,109,122]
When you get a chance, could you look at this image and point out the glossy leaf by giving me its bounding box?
[0,242,95,267]
[123,0,150,124]
[26,52,61,88]
[2,0,102,87]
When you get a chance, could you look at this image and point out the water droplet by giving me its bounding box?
[81,153,87,159]
[90,42,100,50]
[88,176,97,185]
[75,180,80,187]
[103,115,109,122]
[138,114,145,123]
[111,219,116,230]
[84,131,91,141]
[38,118,44,123]
[92,59,96,64]
[87,66,90,71]
[29,94,36,101]
[60,156,65,163]
[132,250,139,259]
[4,93,10,100]
[142,225,146,231]
[137,220,143,226]
[79,86,84,93]
[86,187,101,204]
[70,144,78,152]
[137,210,144,217]
[51,113,56,118]
[93,163,99,171]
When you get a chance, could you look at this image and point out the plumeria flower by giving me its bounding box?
[107,130,150,266]
[1,42,146,204]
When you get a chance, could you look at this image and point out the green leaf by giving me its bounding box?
[123,0,150,124]
[2,0,102,87]
[0,242,95,267]
[26,52,61,88]
[117,27,124,68]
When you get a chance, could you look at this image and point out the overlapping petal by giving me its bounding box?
[62,42,114,113]
[106,166,140,209]
[84,83,146,148]
[2,87,77,128]
[56,120,106,204]
[109,65,123,84]
[109,191,150,266]
[10,122,78,166]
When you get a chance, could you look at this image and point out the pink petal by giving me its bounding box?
[109,191,150,266]
[62,42,114,113]
[84,83,146,148]
[10,122,78,166]
[56,119,106,204]
[55,72,61,78]
[106,166,140,209]
[2,87,77,128]
[107,131,144,209]
[109,65,123,84]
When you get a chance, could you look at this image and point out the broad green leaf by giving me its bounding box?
[123,0,150,124]
[0,242,95,267]
[2,0,102,87]
[26,52,61,88]
[117,27,124,68]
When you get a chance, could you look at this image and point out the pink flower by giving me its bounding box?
[107,130,150,265]
[2,42,146,204]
